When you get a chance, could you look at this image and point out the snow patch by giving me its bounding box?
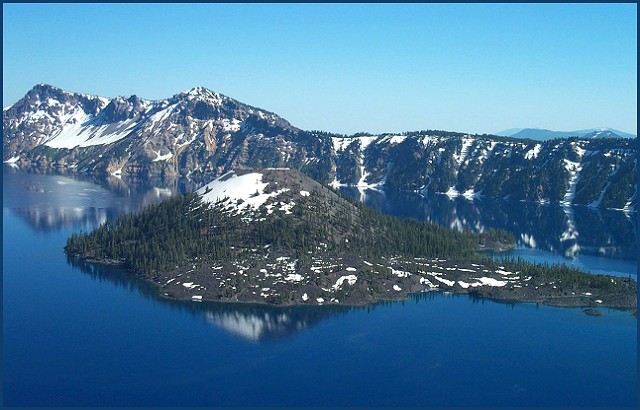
[588,181,611,208]
[472,277,507,287]
[433,276,455,287]
[457,281,482,288]
[561,159,582,206]
[332,135,377,153]
[376,135,406,145]
[152,150,173,162]
[419,277,437,288]
[390,268,411,278]
[284,273,303,282]
[524,144,541,160]
[196,171,290,213]
[455,137,474,165]
[332,275,358,290]
[44,109,138,149]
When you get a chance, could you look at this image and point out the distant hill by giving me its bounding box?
[494,128,526,137]
[496,127,636,140]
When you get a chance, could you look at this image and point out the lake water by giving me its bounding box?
[3,167,637,406]
[339,187,637,276]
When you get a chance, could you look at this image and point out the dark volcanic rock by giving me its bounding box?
[65,168,637,311]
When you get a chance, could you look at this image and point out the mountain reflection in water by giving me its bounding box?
[4,167,637,408]
[68,257,355,341]
[68,256,449,342]
[69,249,540,342]
[5,165,635,273]
[339,187,637,261]
[2,166,181,232]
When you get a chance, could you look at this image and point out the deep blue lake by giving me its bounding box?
[3,167,637,407]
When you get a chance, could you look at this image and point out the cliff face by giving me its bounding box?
[331,132,637,210]
[4,85,636,211]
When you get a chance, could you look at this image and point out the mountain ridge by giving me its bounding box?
[3,84,637,212]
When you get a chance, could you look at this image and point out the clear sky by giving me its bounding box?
[3,3,637,135]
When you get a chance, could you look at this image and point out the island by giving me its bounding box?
[65,168,637,312]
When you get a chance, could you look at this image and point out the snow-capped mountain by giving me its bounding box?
[330,132,636,211]
[3,84,636,211]
[3,84,316,180]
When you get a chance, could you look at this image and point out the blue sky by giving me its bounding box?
[3,3,637,135]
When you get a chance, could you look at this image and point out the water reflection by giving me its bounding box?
[67,256,352,342]
[73,251,578,342]
[2,166,181,232]
[4,166,635,269]
[202,306,347,341]
[68,255,463,341]
[6,166,635,261]
[340,188,637,262]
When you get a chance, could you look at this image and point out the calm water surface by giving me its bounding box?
[339,187,637,273]
[3,168,637,406]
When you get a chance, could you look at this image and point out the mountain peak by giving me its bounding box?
[7,84,107,118]
[33,83,58,91]
[195,168,323,221]
[100,94,151,122]
[178,86,221,101]
[26,83,68,99]
[186,86,210,94]
[581,129,622,139]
